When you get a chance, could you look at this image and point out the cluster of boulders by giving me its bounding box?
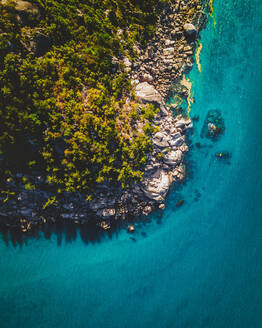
[0,93,191,231]
[87,83,192,229]
[128,0,207,98]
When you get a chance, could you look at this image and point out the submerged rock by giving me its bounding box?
[216,151,231,159]
[215,151,232,164]
[201,110,225,140]
[128,224,135,233]
[176,199,184,207]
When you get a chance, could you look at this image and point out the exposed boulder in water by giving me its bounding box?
[128,224,135,233]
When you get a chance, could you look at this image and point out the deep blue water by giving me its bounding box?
[1,0,262,327]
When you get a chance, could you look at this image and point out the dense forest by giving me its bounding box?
[0,0,168,198]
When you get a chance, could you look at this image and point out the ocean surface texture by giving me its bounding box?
[1,0,262,327]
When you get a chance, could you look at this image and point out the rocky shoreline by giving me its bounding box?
[0,0,209,232]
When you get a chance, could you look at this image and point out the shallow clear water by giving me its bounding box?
[1,0,262,327]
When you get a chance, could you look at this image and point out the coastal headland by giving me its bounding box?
[0,0,209,231]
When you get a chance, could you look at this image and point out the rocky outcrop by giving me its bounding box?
[135,82,164,105]
[183,23,197,37]
[129,0,208,98]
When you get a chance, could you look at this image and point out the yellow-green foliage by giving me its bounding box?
[0,0,167,193]
[42,196,58,210]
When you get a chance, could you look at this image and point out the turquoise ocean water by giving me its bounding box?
[1,0,262,327]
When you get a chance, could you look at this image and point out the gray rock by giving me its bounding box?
[141,73,154,83]
[183,23,197,36]
[175,120,186,129]
[135,82,163,105]
[142,170,172,202]
[61,213,72,219]
[163,47,175,56]
[169,137,184,147]
[89,198,107,211]
[164,150,182,165]
[5,0,41,22]
[171,132,182,140]
[165,40,175,46]
[152,132,169,148]
[123,57,132,73]
[102,208,116,218]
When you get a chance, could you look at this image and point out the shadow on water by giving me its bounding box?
[0,218,125,248]
[0,112,229,248]
[0,212,159,248]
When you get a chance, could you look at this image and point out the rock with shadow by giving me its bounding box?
[201,110,225,140]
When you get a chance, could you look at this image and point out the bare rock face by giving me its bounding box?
[183,23,197,37]
[163,47,175,56]
[123,57,132,73]
[14,0,39,12]
[4,0,41,22]
[164,150,182,165]
[102,208,116,218]
[135,82,164,105]
[141,73,154,83]
[142,170,172,202]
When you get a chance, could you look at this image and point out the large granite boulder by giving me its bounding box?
[164,150,182,165]
[135,82,164,105]
[152,132,169,148]
[183,23,197,37]
[4,0,41,23]
[123,57,132,73]
[163,47,175,56]
[14,0,39,13]
[142,170,172,202]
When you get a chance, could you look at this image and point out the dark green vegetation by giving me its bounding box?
[0,0,167,197]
